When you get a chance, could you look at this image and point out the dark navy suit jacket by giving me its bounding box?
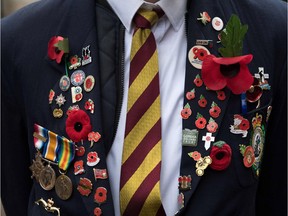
[1,0,287,215]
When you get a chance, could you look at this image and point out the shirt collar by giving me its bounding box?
[106,0,187,32]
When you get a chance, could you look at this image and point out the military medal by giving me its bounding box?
[55,173,73,200]
[39,163,56,190]
[29,152,45,182]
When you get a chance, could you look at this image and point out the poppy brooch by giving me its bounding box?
[201,15,254,95]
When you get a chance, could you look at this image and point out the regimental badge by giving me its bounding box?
[239,113,266,176]
[230,114,250,138]
[250,113,265,176]
[178,175,192,191]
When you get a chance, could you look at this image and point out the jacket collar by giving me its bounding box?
[106,0,186,31]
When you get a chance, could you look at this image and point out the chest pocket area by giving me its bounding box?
[231,100,272,188]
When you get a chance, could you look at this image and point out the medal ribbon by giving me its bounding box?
[57,137,75,171]
[34,124,75,170]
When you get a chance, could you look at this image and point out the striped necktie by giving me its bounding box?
[120,8,165,216]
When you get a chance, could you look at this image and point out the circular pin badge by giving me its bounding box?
[71,70,86,86]
[84,75,95,92]
[59,75,70,91]
[212,17,224,31]
[188,46,210,69]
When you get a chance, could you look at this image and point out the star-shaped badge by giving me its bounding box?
[55,93,66,107]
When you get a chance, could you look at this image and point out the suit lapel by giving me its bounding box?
[43,0,114,215]
[178,0,232,213]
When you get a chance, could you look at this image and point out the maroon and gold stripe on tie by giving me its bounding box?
[120,8,165,216]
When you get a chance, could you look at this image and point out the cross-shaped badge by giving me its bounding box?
[255,67,269,84]
[202,132,215,150]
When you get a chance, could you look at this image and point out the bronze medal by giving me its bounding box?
[55,174,73,200]
[39,164,56,190]
[29,152,45,182]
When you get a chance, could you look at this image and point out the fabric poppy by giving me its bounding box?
[201,54,254,94]
[210,141,232,171]
[66,109,92,142]
[48,36,66,63]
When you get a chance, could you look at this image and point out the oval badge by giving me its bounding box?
[71,70,86,86]
[84,75,95,92]
[59,75,70,91]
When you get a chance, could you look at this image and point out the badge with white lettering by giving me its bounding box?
[182,129,198,146]
[188,46,210,69]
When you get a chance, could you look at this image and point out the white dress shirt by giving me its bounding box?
[106,0,187,215]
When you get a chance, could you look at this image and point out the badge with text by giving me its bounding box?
[182,129,198,146]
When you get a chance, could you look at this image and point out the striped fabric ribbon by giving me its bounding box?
[120,8,165,216]
[33,124,75,171]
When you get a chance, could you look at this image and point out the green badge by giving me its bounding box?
[182,129,199,147]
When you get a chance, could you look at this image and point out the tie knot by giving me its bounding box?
[133,8,164,29]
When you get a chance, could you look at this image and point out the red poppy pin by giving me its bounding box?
[201,15,254,94]
[65,109,92,143]
[48,36,69,63]
[210,141,232,171]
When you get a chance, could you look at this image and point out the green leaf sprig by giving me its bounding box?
[218,14,248,57]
